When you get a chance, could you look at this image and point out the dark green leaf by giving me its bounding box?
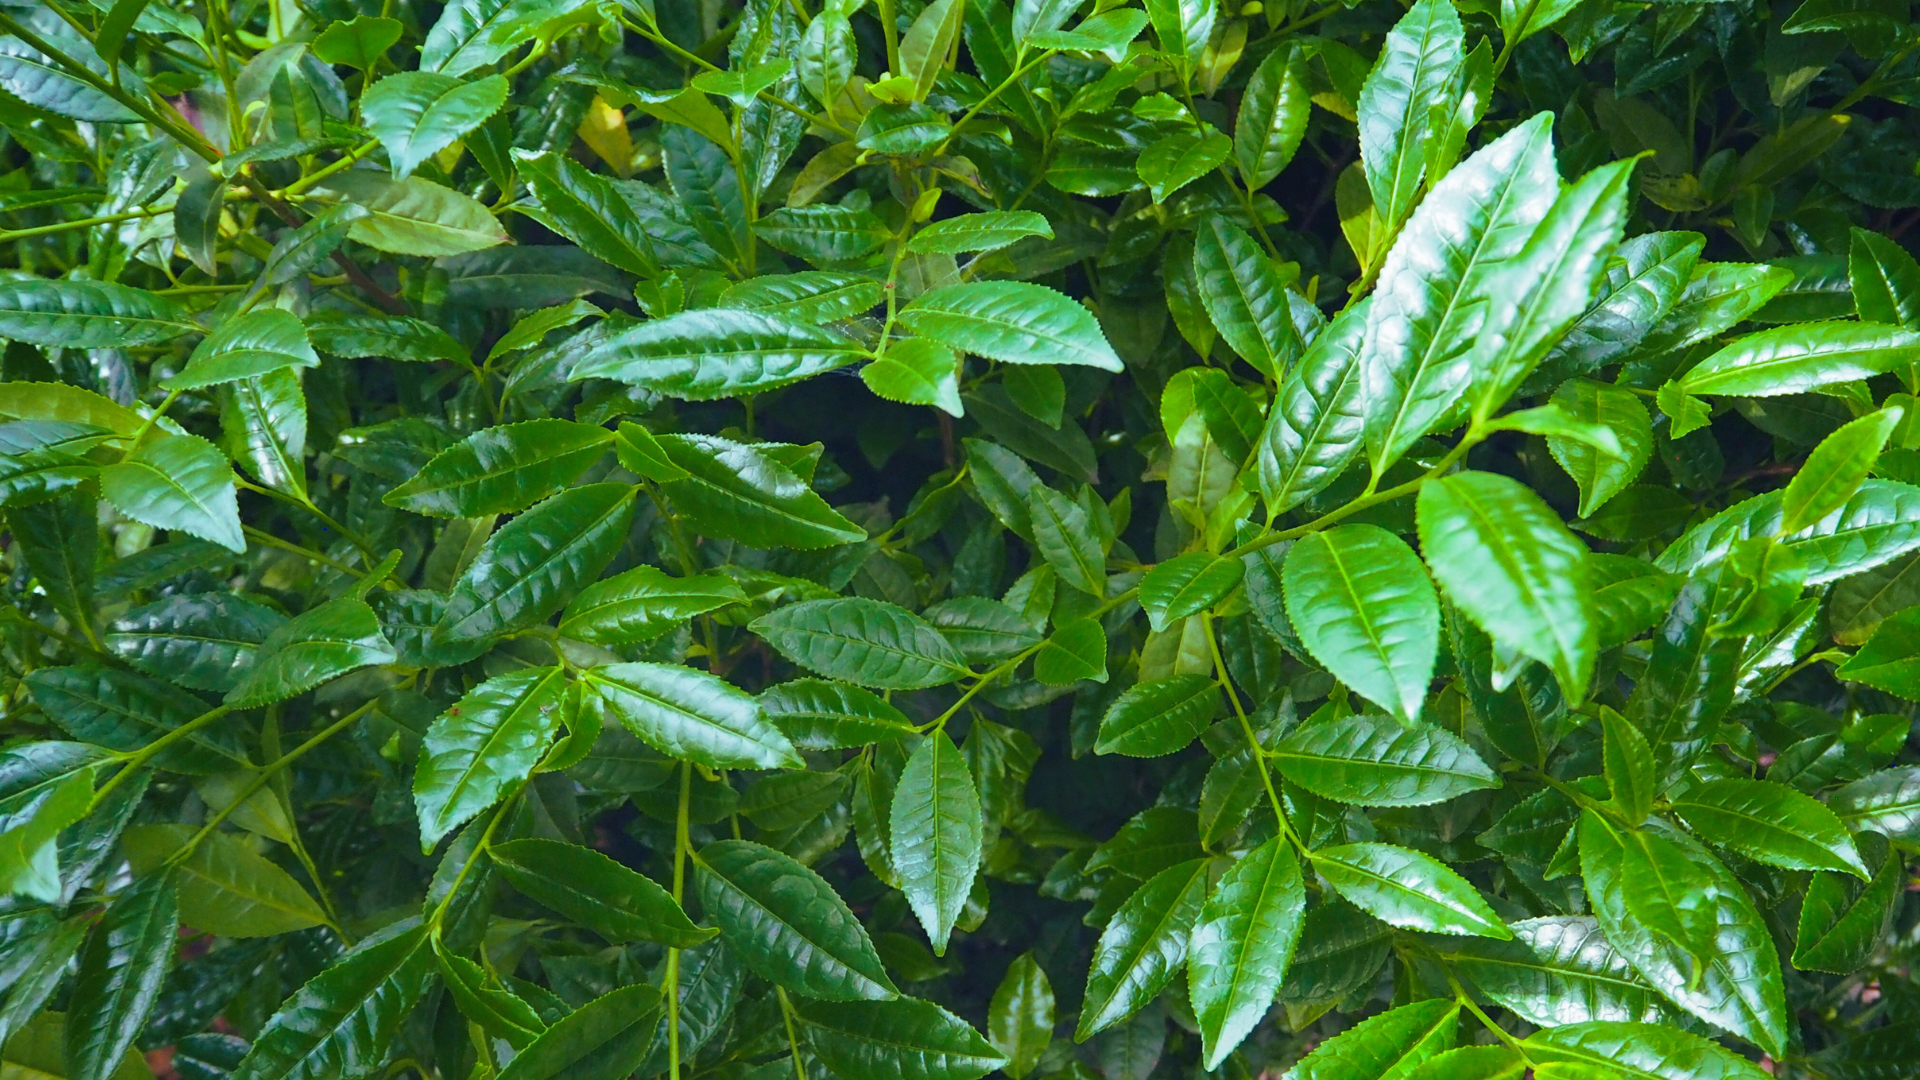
[694,838,898,1001]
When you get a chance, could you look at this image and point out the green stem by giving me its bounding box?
[431,787,519,933]
[777,988,810,1080]
[279,139,381,197]
[0,10,220,163]
[1205,615,1300,849]
[0,204,175,242]
[668,761,692,1080]
[90,705,235,812]
[240,525,368,579]
[1229,433,1479,560]
[935,49,1055,156]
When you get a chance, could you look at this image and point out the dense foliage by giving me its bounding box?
[4,0,1920,1077]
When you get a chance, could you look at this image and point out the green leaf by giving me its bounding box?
[1145,0,1216,76]
[1522,1021,1774,1080]
[801,997,1008,1080]
[102,592,285,694]
[1028,484,1106,596]
[1538,232,1705,384]
[312,14,402,69]
[314,171,508,256]
[752,597,971,690]
[1013,0,1084,44]
[754,205,891,263]
[924,597,1044,664]
[652,434,864,549]
[1140,552,1244,632]
[694,838,898,1001]
[24,666,244,772]
[1780,405,1903,534]
[306,311,468,363]
[1236,45,1309,189]
[559,565,742,645]
[222,368,309,498]
[988,953,1054,1080]
[496,984,661,1080]
[0,24,144,123]
[363,71,507,180]
[252,205,368,291]
[1830,765,1920,839]
[436,946,545,1050]
[490,837,713,946]
[122,825,327,938]
[569,308,866,400]
[0,381,147,437]
[1795,842,1905,973]
[225,597,397,709]
[1835,604,1920,697]
[1095,675,1218,757]
[1363,115,1557,473]
[1258,300,1370,512]
[229,923,435,1080]
[99,433,244,554]
[1418,470,1596,703]
[1577,812,1789,1056]
[1676,322,1920,397]
[435,483,637,643]
[0,276,195,343]
[721,272,883,324]
[1438,916,1680,1028]
[65,870,176,1080]
[413,667,566,849]
[0,420,110,507]
[1287,998,1458,1080]
[1549,379,1653,518]
[1283,524,1439,724]
[1357,0,1465,232]
[1670,777,1868,877]
[1310,842,1510,938]
[1188,837,1306,1069]
[1034,616,1108,685]
[1076,858,1210,1040]
[899,282,1124,372]
[420,0,595,77]
[1660,480,1920,586]
[0,742,104,901]
[509,149,660,277]
[1272,714,1499,806]
[585,662,802,770]
[385,419,612,518]
[1849,226,1920,329]
[865,338,964,417]
[759,679,918,750]
[1193,219,1298,380]
[891,731,983,955]
[163,308,319,392]
[1601,708,1656,824]
[1137,129,1232,205]
[909,212,1053,254]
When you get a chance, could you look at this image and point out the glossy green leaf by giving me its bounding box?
[1829,765,1920,839]
[758,679,918,750]
[100,433,244,554]
[0,742,102,901]
[436,946,545,1050]
[1311,842,1509,938]
[315,171,508,257]
[1258,299,1370,512]
[230,923,435,1080]
[163,309,320,392]
[1095,675,1217,757]
[123,825,326,938]
[1671,777,1867,877]
[694,838,898,1001]
[1780,405,1902,534]
[1438,916,1680,1028]
[899,282,1124,372]
[225,597,397,709]
[1139,552,1243,633]
[1284,524,1438,724]
[305,311,468,363]
[362,71,507,180]
[65,870,176,1080]
[1288,998,1458,1080]
[414,666,567,849]
[559,565,743,645]
[1600,708,1655,824]
[988,953,1054,1080]
[497,984,661,1080]
[1138,129,1231,205]
[891,731,982,955]
[435,483,637,643]
[865,338,964,417]
[1236,45,1309,189]
[0,278,195,347]
[801,997,1009,1080]
[1522,1021,1773,1080]
[1363,115,1557,473]
[1676,322,1920,397]
[1357,0,1465,231]
[1145,0,1215,74]
[752,597,971,690]
[490,837,713,946]
[585,662,802,770]
[1549,379,1653,518]
[909,212,1053,254]
[24,666,243,772]
[1193,219,1298,380]
[1188,837,1305,1069]
[384,419,612,517]
[1028,484,1105,596]
[1076,858,1210,1040]
[1850,226,1920,329]
[1272,714,1499,806]
[569,308,866,399]
[652,434,865,549]
[1418,470,1596,703]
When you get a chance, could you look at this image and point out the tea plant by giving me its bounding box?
[1,0,1918,1079]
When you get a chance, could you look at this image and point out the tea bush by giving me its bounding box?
[2,0,1919,1079]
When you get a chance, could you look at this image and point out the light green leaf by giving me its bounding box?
[909,212,1053,254]
[864,338,964,417]
[123,825,325,938]
[1522,1021,1774,1080]
[100,433,244,554]
[752,597,971,690]
[1357,0,1465,232]
[163,309,319,392]
[1438,916,1681,1028]
[569,308,867,399]
[1283,524,1439,724]
[315,171,509,256]
[1549,379,1653,518]
[1311,842,1510,938]
[1850,226,1920,329]
[1673,777,1868,877]
[989,953,1054,1080]
[1145,0,1216,76]
[1418,470,1596,704]
[362,71,507,180]
[721,272,885,324]
[759,679,918,750]
[1780,405,1903,534]
[1258,299,1370,512]
[1076,858,1210,1039]
[225,596,397,709]
[1138,129,1231,205]
[1272,714,1499,806]
[891,731,982,955]
[1236,45,1309,189]
[585,662,802,770]
[1193,219,1298,380]
[1139,551,1244,632]
[1288,998,1458,1080]
[559,565,743,646]
[1676,322,1920,397]
[899,282,1123,372]
[1188,837,1305,1069]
